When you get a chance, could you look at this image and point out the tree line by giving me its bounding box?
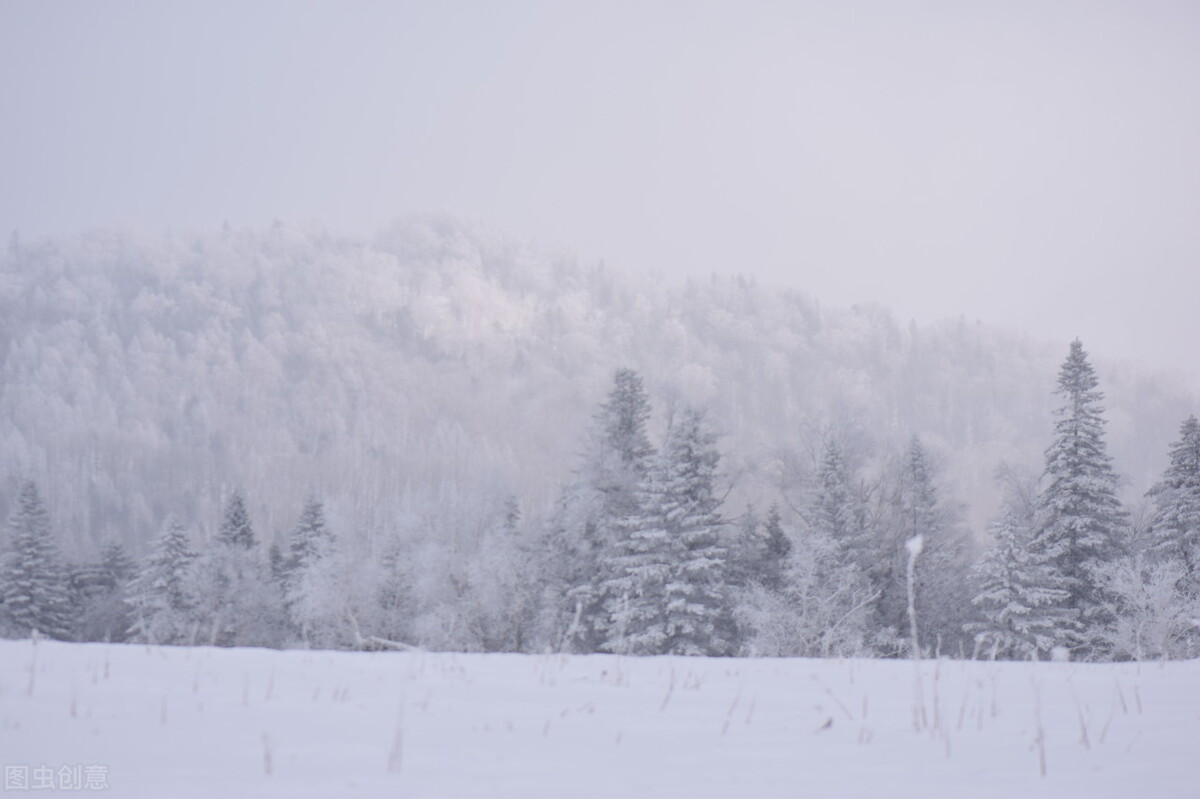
[1,341,1197,660]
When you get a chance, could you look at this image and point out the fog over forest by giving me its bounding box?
[1,216,1193,557]
[3,6,1199,796]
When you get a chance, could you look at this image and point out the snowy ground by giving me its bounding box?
[1,640,1196,798]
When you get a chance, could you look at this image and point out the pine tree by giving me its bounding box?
[281,498,334,641]
[729,504,791,592]
[552,368,656,652]
[0,481,73,640]
[191,493,285,647]
[812,438,875,573]
[604,407,734,656]
[217,490,255,549]
[127,517,196,645]
[886,436,972,656]
[969,502,1072,659]
[1032,340,1128,652]
[288,498,333,574]
[761,504,792,592]
[1146,415,1200,578]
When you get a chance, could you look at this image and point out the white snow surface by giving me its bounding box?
[1,640,1196,798]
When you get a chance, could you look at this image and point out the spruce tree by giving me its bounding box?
[1032,340,1127,651]
[288,498,332,574]
[192,492,285,647]
[812,438,875,573]
[887,436,971,656]
[553,368,656,652]
[761,504,792,592]
[604,407,734,656]
[969,503,1072,659]
[1146,415,1200,578]
[217,490,255,549]
[0,481,73,639]
[127,517,196,645]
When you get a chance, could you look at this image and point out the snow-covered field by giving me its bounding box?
[1,640,1196,798]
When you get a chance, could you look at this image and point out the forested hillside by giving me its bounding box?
[1,218,1190,555]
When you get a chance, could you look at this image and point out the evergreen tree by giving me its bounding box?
[884,436,972,656]
[127,517,197,645]
[604,407,734,656]
[1032,340,1128,652]
[761,504,792,592]
[727,505,761,590]
[288,498,333,574]
[1146,415,1200,578]
[0,481,73,640]
[551,368,656,652]
[217,490,255,549]
[969,502,1072,659]
[729,504,791,592]
[281,498,334,641]
[71,542,136,642]
[812,438,875,574]
[191,493,285,647]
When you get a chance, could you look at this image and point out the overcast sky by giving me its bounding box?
[3,1,1198,381]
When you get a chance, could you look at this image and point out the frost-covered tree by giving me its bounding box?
[288,499,333,575]
[736,514,874,658]
[549,368,656,652]
[879,437,973,656]
[729,504,791,593]
[0,481,73,639]
[127,517,197,645]
[70,542,135,642]
[812,437,875,576]
[761,504,792,592]
[281,498,334,639]
[217,490,255,549]
[1032,340,1127,653]
[190,492,286,647]
[604,406,734,656]
[1091,557,1200,660]
[1146,415,1200,579]
[969,500,1073,659]
[458,499,537,652]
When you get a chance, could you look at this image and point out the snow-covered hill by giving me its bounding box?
[2,639,1194,797]
[1,219,1194,556]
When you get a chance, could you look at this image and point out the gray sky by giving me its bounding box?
[3,1,1198,381]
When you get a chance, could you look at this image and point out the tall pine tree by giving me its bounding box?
[550,368,656,652]
[604,407,734,656]
[813,439,874,568]
[0,481,73,640]
[127,517,197,645]
[1032,340,1127,653]
[884,436,972,656]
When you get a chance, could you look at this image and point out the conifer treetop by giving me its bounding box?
[217,491,256,549]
